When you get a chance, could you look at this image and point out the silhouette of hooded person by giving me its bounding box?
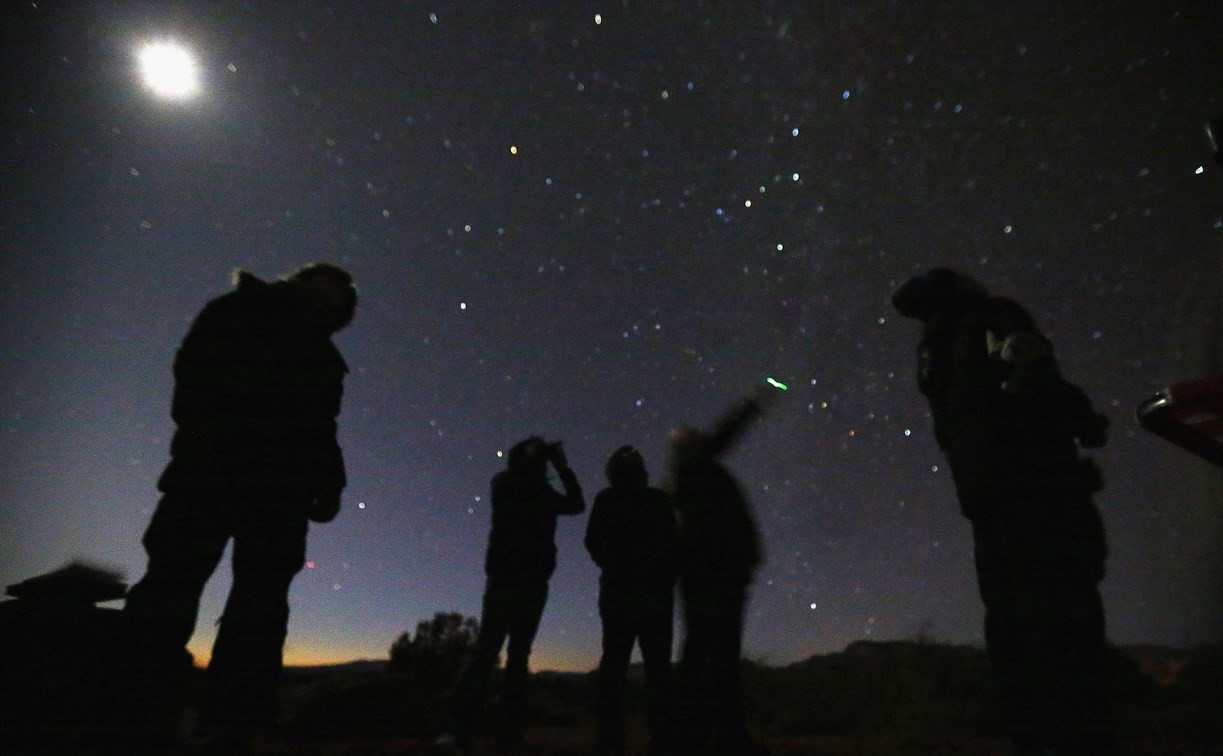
[670,388,775,754]
[892,268,1113,753]
[122,263,356,749]
[585,445,679,754]
[449,436,585,750]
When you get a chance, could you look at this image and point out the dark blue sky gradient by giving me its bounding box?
[2,1,1221,669]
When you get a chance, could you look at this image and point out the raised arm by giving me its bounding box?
[703,392,769,460]
[549,464,586,515]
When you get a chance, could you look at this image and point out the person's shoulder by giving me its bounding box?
[491,469,536,494]
[674,452,712,475]
[189,277,262,331]
[225,270,277,304]
[203,272,275,313]
[953,295,1032,332]
[594,485,637,508]
[235,269,267,291]
[647,486,672,503]
[982,295,1034,322]
[492,470,513,488]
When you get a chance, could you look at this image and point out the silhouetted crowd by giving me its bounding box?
[115,263,1116,755]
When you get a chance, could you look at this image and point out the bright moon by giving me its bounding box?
[137,42,200,98]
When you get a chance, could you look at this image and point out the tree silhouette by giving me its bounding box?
[388,612,482,693]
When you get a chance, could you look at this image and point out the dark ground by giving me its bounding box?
[238,641,1223,754]
[2,629,1221,754]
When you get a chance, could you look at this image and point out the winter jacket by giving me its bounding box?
[915,294,1106,514]
[484,466,585,580]
[158,272,348,497]
[585,485,678,587]
[672,398,765,585]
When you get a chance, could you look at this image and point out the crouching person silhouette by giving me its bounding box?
[585,446,679,754]
[123,264,356,751]
[447,437,585,750]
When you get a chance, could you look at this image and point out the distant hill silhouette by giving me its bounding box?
[3,574,1219,756]
[270,639,1221,753]
[282,659,388,679]
[741,640,991,739]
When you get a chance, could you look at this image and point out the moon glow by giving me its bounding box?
[137,42,201,98]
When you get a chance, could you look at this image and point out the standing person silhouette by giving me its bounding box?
[449,436,585,750]
[670,387,776,754]
[585,446,679,754]
[123,263,357,750]
[892,268,1113,753]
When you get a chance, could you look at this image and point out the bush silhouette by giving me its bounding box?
[388,612,481,694]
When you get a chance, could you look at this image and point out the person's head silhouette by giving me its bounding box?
[605,445,648,489]
[285,262,358,333]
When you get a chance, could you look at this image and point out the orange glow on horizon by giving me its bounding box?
[189,639,599,672]
[187,641,601,670]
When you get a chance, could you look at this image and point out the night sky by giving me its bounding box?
[3,1,1222,671]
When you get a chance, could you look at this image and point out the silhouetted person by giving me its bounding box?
[449,437,585,750]
[585,446,680,754]
[892,268,1112,754]
[123,263,356,750]
[670,388,774,754]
